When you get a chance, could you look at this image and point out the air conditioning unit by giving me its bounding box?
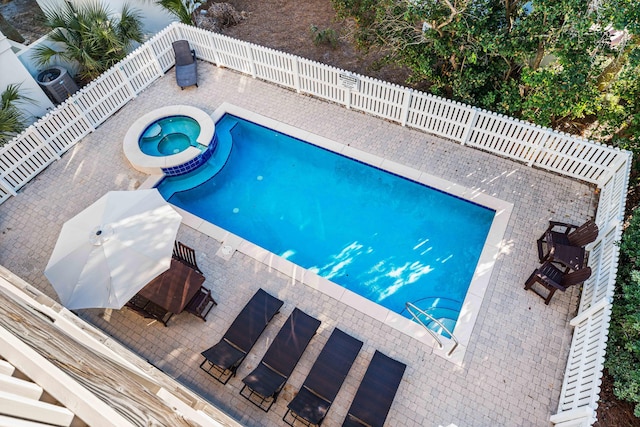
[37,66,79,104]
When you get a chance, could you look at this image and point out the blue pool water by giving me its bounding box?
[139,116,201,156]
[158,114,495,332]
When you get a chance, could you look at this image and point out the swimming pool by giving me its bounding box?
[157,107,498,340]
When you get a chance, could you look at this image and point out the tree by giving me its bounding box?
[331,0,631,128]
[596,0,640,149]
[33,1,144,83]
[605,210,640,418]
[0,84,33,146]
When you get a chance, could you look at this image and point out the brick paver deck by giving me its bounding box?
[0,64,596,426]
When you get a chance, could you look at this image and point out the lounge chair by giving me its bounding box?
[200,288,283,384]
[172,40,198,89]
[537,219,598,270]
[342,350,406,427]
[524,261,592,304]
[240,308,321,411]
[283,328,363,427]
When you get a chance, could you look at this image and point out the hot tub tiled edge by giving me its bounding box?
[123,105,214,175]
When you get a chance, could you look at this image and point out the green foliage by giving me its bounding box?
[155,0,203,26]
[310,25,339,48]
[0,84,33,146]
[34,1,144,82]
[331,0,640,132]
[606,212,640,418]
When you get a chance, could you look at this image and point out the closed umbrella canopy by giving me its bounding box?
[44,189,182,310]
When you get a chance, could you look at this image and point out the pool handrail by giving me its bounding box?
[405,301,459,356]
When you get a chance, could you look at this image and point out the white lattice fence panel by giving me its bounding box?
[0,130,56,190]
[557,305,610,414]
[467,112,545,163]
[0,102,92,197]
[211,34,252,74]
[0,185,10,204]
[350,78,407,122]
[406,93,474,141]
[595,160,631,225]
[578,225,620,314]
[533,133,619,184]
[250,46,297,88]
[119,45,163,94]
[73,70,134,128]
[297,58,346,104]
[32,102,92,155]
[176,25,218,64]
[149,27,180,72]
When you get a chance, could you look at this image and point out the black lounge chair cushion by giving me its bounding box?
[242,308,321,398]
[302,328,362,401]
[172,40,197,88]
[259,308,321,378]
[287,328,363,424]
[288,386,332,425]
[201,339,246,371]
[342,350,406,427]
[242,363,287,398]
[223,292,283,352]
[201,288,283,366]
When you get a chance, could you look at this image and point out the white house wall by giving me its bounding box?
[0,34,54,123]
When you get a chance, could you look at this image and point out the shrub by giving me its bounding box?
[605,211,640,417]
[310,25,338,49]
[34,1,144,83]
[0,84,32,146]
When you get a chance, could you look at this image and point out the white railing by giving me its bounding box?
[0,22,630,426]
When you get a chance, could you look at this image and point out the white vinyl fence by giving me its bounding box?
[0,22,630,426]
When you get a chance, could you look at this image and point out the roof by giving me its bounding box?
[0,266,242,427]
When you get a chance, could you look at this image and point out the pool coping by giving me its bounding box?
[123,105,215,175]
[141,102,513,365]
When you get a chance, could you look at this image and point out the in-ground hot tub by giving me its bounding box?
[123,105,215,175]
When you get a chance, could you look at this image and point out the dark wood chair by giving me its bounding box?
[142,301,174,326]
[126,294,150,310]
[524,261,592,304]
[173,241,202,274]
[537,219,598,270]
[126,295,173,326]
[185,286,217,321]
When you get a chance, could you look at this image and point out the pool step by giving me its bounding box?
[157,118,237,198]
[403,296,461,339]
[422,310,458,339]
[405,301,460,355]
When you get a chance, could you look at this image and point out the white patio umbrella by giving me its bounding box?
[44,189,182,310]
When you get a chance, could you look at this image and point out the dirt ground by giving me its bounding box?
[217,0,413,86]
[1,0,639,425]
[0,0,46,44]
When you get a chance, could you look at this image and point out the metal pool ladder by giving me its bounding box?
[405,302,459,356]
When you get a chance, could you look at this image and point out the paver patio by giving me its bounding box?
[0,63,597,426]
